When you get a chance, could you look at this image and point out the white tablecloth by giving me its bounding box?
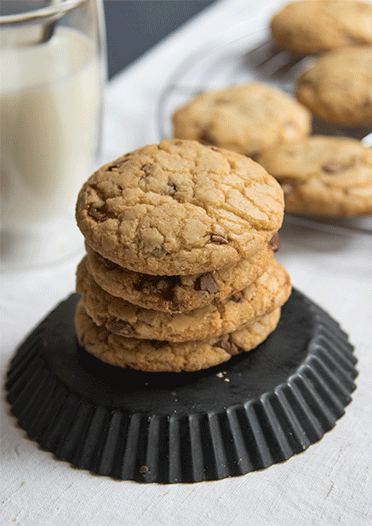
[1,1,371,524]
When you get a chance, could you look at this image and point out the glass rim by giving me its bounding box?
[0,0,86,26]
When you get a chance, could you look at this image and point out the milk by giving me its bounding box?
[0,27,101,228]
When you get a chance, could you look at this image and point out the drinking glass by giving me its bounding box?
[0,0,107,270]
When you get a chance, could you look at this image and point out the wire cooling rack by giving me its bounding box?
[157,22,372,238]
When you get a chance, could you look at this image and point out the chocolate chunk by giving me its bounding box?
[135,275,181,302]
[88,204,107,222]
[216,303,225,315]
[215,340,239,356]
[322,158,357,174]
[103,258,119,271]
[106,319,135,336]
[166,181,178,195]
[211,234,229,244]
[141,163,152,176]
[268,232,281,253]
[199,127,214,145]
[195,273,219,294]
[231,291,244,303]
[155,279,172,295]
[107,159,129,171]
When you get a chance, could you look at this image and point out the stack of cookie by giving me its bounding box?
[74,139,291,372]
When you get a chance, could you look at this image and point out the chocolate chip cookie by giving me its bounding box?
[84,241,277,313]
[74,300,281,372]
[76,140,284,276]
[270,0,372,55]
[76,256,291,342]
[171,83,311,158]
[296,46,372,126]
[257,135,372,217]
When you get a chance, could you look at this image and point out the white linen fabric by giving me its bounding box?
[1,1,371,525]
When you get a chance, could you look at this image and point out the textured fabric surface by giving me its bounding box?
[1,1,371,525]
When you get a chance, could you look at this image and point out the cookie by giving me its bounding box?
[270,0,372,55]
[84,241,277,313]
[76,140,284,276]
[257,136,372,217]
[171,83,311,158]
[296,46,372,126]
[76,256,291,342]
[74,300,281,372]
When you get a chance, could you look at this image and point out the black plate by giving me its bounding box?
[6,289,357,483]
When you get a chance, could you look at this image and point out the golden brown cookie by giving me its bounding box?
[76,256,291,342]
[74,300,281,372]
[296,46,372,126]
[171,83,311,158]
[84,241,277,313]
[257,135,372,217]
[270,0,372,55]
[75,139,284,276]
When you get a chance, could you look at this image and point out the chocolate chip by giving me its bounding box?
[141,163,152,174]
[103,258,119,271]
[106,319,135,336]
[215,340,239,356]
[195,273,219,294]
[135,275,181,301]
[322,158,357,174]
[268,232,281,253]
[210,234,229,244]
[88,204,107,222]
[166,181,178,195]
[156,279,172,295]
[231,291,244,303]
[199,127,214,145]
[108,159,129,171]
[139,466,148,475]
[216,303,225,315]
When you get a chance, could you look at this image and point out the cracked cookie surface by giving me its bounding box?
[84,242,276,313]
[257,136,372,217]
[296,46,372,126]
[74,300,281,372]
[171,84,311,159]
[76,256,291,342]
[76,140,284,275]
[270,0,372,55]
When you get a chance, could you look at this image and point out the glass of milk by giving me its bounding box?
[0,0,106,270]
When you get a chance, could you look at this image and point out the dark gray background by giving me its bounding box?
[103,0,216,79]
